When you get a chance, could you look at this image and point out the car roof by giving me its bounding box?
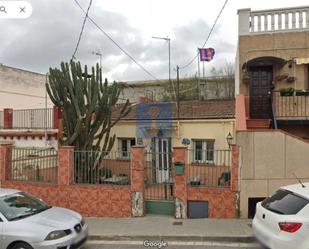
[281,182,309,199]
[0,188,21,197]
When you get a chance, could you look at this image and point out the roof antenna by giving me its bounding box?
[293,173,306,188]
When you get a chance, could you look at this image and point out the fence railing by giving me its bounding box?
[144,151,174,200]
[0,111,3,128]
[10,147,58,183]
[187,149,231,188]
[12,108,53,129]
[74,150,130,185]
[273,91,309,119]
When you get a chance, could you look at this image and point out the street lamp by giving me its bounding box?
[152,36,170,82]
[226,132,233,148]
[92,50,102,71]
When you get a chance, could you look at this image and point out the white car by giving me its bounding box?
[253,182,309,249]
[0,189,88,249]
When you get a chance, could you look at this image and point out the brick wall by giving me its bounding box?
[0,145,132,218]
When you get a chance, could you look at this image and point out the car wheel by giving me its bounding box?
[10,242,33,249]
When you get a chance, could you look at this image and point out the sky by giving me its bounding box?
[1,0,309,81]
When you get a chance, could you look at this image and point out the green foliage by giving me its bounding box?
[47,61,130,152]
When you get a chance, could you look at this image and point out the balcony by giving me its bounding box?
[238,6,309,35]
[273,91,309,120]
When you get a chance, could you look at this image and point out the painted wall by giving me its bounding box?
[237,130,309,218]
[110,119,235,151]
[0,64,53,109]
[236,31,309,96]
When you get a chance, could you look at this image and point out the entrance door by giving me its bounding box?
[249,66,273,119]
[155,138,171,183]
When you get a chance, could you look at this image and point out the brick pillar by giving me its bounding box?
[0,144,13,184]
[53,106,61,129]
[58,146,74,185]
[231,145,240,192]
[130,146,145,217]
[173,147,188,219]
[4,108,13,129]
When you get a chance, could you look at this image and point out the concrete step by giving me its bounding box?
[246,119,270,129]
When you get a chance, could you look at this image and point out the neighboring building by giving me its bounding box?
[0,64,53,109]
[235,6,309,218]
[119,77,234,103]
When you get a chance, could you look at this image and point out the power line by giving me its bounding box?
[72,0,93,60]
[179,0,229,70]
[73,0,158,80]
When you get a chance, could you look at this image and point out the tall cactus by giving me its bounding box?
[47,61,130,153]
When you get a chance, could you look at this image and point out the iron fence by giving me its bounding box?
[273,91,309,118]
[74,150,130,185]
[0,111,3,128]
[144,151,174,200]
[187,149,231,188]
[10,147,58,183]
[12,108,53,129]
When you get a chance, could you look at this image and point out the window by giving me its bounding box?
[118,138,135,159]
[193,140,215,163]
[262,189,309,215]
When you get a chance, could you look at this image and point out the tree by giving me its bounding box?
[47,61,130,181]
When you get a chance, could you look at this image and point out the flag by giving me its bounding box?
[199,48,215,62]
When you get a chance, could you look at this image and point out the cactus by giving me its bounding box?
[47,61,130,175]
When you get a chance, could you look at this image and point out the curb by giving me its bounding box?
[88,235,255,243]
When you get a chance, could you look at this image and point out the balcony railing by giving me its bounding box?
[238,6,309,35]
[273,91,309,119]
[12,108,53,129]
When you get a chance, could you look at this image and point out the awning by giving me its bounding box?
[294,58,309,65]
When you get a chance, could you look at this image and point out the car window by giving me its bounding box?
[0,192,50,221]
[262,189,309,215]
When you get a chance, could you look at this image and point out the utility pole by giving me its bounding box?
[176,65,180,118]
[45,73,48,147]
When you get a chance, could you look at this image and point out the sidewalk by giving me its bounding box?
[85,216,254,243]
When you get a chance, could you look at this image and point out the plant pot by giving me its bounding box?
[280,92,294,97]
[296,91,309,96]
[174,162,184,175]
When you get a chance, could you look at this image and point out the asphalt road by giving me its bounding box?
[83,242,265,249]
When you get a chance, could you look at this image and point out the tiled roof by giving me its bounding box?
[113,99,235,120]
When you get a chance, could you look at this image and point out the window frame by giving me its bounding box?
[192,139,215,164]
[118,138,136,159]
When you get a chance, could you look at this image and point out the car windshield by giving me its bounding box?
[262,189,309,215]
[0,192,51,221]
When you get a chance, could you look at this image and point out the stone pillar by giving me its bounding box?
[53,106,61,129]
[58,146,74,185]
[173,147,188,219]
[130,146,145,217]
[4,108,13,129]
[237,8,251,36]
[0,144,13,184]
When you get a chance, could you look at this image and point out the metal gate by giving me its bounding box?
[144,148,174,216]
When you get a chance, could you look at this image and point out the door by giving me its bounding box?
[249,66,273,119]
[155,138,171,183]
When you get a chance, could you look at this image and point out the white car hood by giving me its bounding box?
[24,206,82,229]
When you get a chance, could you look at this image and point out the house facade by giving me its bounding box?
[235,6,309,218]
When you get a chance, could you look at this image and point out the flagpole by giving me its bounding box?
[197,48,200,100]
[202,61,205,78]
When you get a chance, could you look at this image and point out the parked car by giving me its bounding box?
[0,189,88,249]
[253,182,309,249]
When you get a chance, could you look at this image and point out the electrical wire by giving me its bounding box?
[179,0,229,70]
[73,0,158,80]
[72,0,93,60]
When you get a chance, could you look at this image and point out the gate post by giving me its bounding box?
[0,144,13,184]
[173,147,188,219]
[58,146,74,185]
[131,146,145,217]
